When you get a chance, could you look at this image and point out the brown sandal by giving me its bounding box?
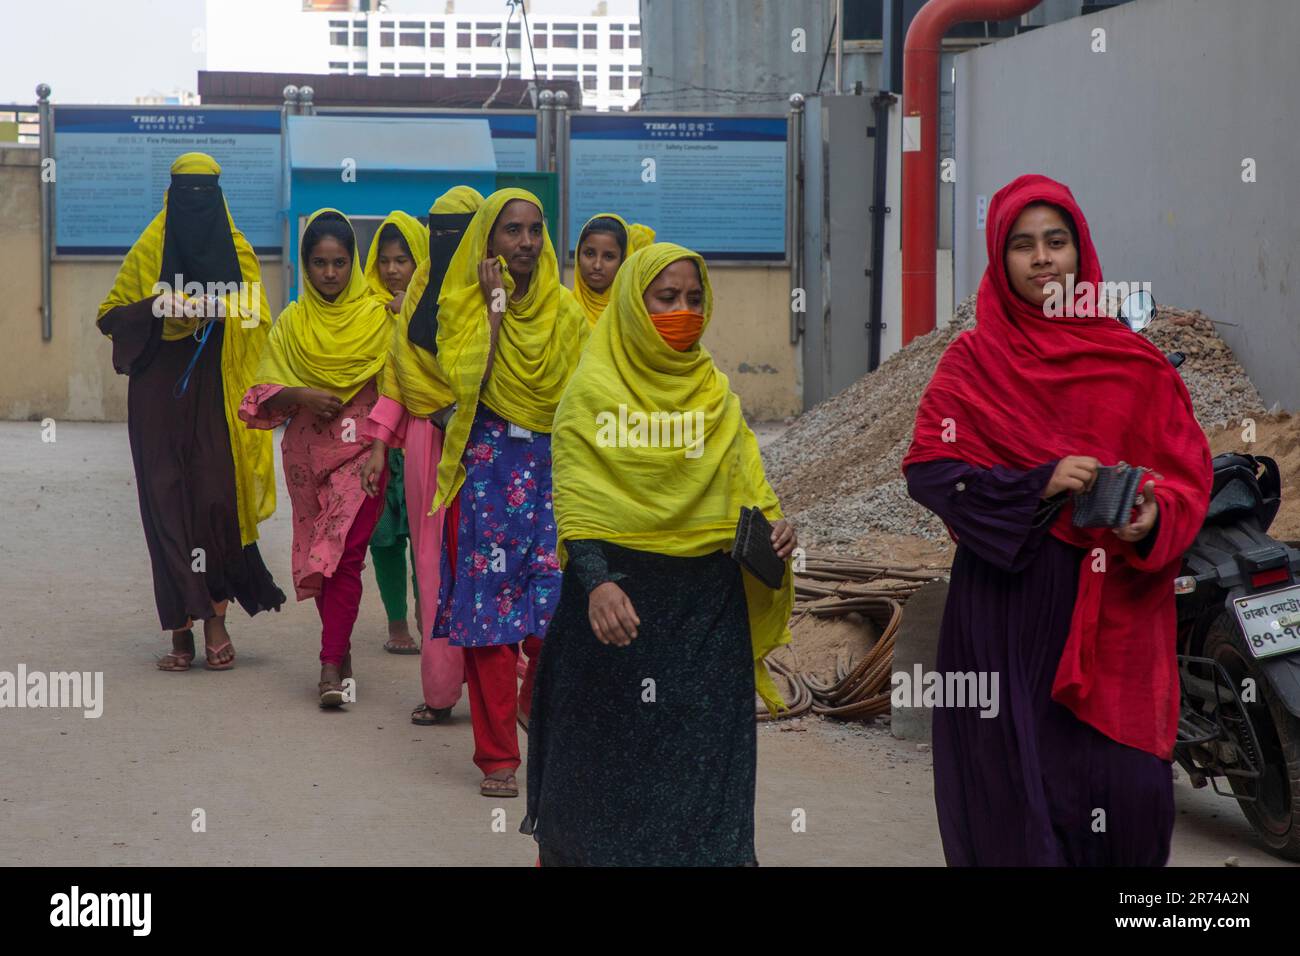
[319,681,345,708]
[480,772,519,798]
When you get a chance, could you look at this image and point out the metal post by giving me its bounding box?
[834,0,845,95]
[281,84,299,301]
[537,88,554,178]
[298,85,316,116]
[553,89,569,267]
[36,83,53,342]
[788,93,805,345]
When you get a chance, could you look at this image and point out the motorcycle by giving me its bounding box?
[1120,290,1300,860]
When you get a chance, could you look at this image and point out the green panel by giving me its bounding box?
[494,171,559,249]
[0,121,18,143]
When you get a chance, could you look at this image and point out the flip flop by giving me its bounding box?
[204,641,236,671]
[411,703,452,725]
[156,650,194,672]
[384,638,420,655]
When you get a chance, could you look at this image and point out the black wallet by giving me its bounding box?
[732,506,786,589]
[1071,463,1145,529]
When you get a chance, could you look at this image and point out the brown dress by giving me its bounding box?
[98,297,284,631]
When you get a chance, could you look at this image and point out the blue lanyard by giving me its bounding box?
[173,319,215,398]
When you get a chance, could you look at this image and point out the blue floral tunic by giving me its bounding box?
[432,403,561,648]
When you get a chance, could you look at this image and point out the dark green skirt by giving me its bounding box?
[522,544,757,866]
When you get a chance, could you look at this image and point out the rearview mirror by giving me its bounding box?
[1119,289,1157,332]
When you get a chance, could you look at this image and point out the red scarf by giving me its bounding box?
[902,174,1210,760]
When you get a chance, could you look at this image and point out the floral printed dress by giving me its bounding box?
[432,402,561,648]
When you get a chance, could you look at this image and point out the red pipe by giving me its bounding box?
[901,0,1041,344]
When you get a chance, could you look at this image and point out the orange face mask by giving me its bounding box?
[649,309,705,351]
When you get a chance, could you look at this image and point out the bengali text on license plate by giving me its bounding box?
[1234,585,1300,659]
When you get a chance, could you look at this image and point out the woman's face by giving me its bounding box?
[578,231,623,293]
[306,234,352,302]
[377,238,415,294]
[1003,204,1079,309]
[642,259,705,315]
[486,199,544,282]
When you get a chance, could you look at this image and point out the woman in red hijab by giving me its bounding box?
[903,174,1211,865]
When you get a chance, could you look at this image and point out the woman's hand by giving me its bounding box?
[1114,477,1159,543]
[477,258,506,311]
[361,440,387,497]
[1042,455,1100,498]
[386,290,406,314]
[771,518,797,560]
[589,581,640,647]
[298,388,344,422]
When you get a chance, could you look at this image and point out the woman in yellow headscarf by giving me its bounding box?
[571,212,655,327]
[357,210,431,657]
[427,187,588,797]
[521,242,798,867]
[239,208,394,707]
[360,186,483,723]
[97,152,284,673]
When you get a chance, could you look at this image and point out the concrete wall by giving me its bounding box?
[2,146,797,422]
[954,0,1300,408]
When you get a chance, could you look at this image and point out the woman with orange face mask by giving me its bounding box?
[521,243,798,866]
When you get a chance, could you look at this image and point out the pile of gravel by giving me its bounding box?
[763,297,1266,546]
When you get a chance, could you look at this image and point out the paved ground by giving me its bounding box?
[0,422,1293,866]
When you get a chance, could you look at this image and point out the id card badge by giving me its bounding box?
[507,423,533,441]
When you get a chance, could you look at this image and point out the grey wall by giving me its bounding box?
[954,0,1300,408]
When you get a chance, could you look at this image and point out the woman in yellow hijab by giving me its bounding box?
[360,186,483,723]
[521,242,798,866]
[572,212,655,327]
[426,188,588,797]
[96,152,284,673]
[239,208,394,707]
[357,210,431,657]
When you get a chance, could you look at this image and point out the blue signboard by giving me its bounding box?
[567,114,787,261]
[325,110,536,172]
[53,107,282,255]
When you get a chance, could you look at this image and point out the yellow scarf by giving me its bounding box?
[254,208,393,402]
[572,212,657,327]
[432,187,589,509]
[551,242,794,714]
[96,152,276,547]
[380,187,485,417]
[363,210,428,302]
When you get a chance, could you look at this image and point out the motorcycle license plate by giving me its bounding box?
[1232,585,1300,659]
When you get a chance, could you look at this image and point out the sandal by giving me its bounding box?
[204,641,236,671]
[480,772,519,798]
[157,630,195,672]
[383,637,420,655]
[411,703,452,725]
[156,650,194,672]
[319,681,345,708]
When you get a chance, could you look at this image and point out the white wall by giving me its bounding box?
[954,0,1300,408]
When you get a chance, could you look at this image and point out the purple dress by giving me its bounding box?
[905,459,1174,866]
[432,402,561,648]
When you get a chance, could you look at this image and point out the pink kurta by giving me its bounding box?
[240,380,380,601]
[364,395,464,711]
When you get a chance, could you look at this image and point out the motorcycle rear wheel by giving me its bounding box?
[1204,614,1300,861]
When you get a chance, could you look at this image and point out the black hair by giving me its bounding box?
[301,211,355,264]
[376,222,413,259]
[578,216,628,257]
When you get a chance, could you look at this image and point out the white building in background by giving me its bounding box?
[205,0,643,112]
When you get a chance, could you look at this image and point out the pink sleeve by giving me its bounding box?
[362,395,411,448]
[239,383,290,429]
